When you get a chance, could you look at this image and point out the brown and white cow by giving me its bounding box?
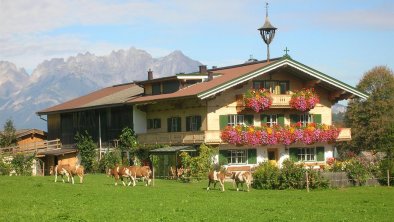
[50,164,72,183]
[231,171,253,192]
[128,166,152,187]
[207,170,231,192]
[69,165,85,184]
[107,165,133,186]
[50,164,85,184]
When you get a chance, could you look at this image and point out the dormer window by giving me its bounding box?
[253,80,289,94]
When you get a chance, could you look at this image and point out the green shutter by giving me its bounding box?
[186,116,191,131]
[196,115,202,131]
[290,114,300,124]
[156,119,161,128]
[219,150,228,166]
[219,115,228,129]
[177,117,181,132]
[167,118,171,132]
[260,114,268,126]
[277,114,285,126]
[244,115,254,126]
[289,148,299,162]
[248,149,257,164]
[313,114,322,124]
[316,147,325,161]
[147,119,151,129]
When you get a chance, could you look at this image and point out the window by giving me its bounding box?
[152,83,161,95]
[252,80,289,94]
[167,117,181,132]
[162,81,180,94]
[228,150,247,164]
[298,148,316,161]
[186,115,201,131]
[147,118,161,129]
[266,114,277,127]
[228,114,244,126]
[300,114,313,127]
[289,147,325,162]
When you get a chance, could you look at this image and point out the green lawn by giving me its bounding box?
[0,175,393,222]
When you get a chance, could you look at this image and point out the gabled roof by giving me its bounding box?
[129,56,368,104]
[128,60,274,104]
[198,56,369,100]
[37,83,143,115]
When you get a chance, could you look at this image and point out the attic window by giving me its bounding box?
[152,83,161,95]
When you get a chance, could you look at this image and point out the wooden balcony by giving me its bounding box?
[336,128,351,141]
[137,128,352,145]
[236,94,292,112]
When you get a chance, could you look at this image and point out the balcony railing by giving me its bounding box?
[137,128,351,145]
[236,94,292,112]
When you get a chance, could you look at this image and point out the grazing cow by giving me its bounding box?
[50,164,72,183]
[128,166,152,186]
[207,170,230,192]
[107,165,133,186]
[231,171,253,192]
[69,165,85,184]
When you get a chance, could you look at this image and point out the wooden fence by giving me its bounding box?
[0,139,62,155]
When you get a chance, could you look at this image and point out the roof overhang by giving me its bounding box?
[36,148,78,157]
[149,146,196,154]
[197,57,369,100]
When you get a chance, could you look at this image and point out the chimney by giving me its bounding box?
[148,69,153,80]
[199,65,207,74]
[207,71,213,81]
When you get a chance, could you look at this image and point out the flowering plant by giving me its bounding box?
[289,88,320,111]
[221,123,340,146]
[243,88,273,112]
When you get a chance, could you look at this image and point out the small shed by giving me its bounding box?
[149,146,196,178]
[15,129,47,146]
[36,148,79,175]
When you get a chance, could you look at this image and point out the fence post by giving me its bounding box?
[388,169,390,187]
[152,166,155,187]
[306,171,309,192]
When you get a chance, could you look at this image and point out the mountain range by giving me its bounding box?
[0,48,202,130]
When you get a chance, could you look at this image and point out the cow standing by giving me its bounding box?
[207,170,229,192]
[128,166,152,187]
[50,164,71,183]
[107,165,133,186]
[231,171,252,192]
[69,165,85,184]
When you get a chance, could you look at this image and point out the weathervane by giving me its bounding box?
[258,2,277,62]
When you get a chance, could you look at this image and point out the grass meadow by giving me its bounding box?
[0,174,393,222]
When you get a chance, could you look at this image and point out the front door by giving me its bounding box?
[267,149,278,165]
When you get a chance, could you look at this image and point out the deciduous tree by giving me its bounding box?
[0,119,16,147]
[344,66,394,158]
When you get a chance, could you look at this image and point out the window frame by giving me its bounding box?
[298,147,316,162]
[228,114,244,126]
[186,115,201,131]
[299,114,313,127]
[227,149,248,164]
[252,80,289,94]
[266,114,277,127]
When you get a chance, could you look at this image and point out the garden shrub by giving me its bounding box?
[0,157,11,175]
[307,169,330,189]
[344,157,372,186]
[252,162,280,189]
[279,159,306,189]
[377,158,394,186]
[179,144,217,181]
[75,131,97,172]
[11,153,34,176]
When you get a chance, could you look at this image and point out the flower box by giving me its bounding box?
[243,88,273,112]
[289,88,320,111]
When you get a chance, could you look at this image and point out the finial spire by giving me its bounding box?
[258,2,277,62]
[266,2,269,17]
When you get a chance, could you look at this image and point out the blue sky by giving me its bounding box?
[0,0,393,87]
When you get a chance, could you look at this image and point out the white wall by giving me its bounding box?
[133,106,147,134]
